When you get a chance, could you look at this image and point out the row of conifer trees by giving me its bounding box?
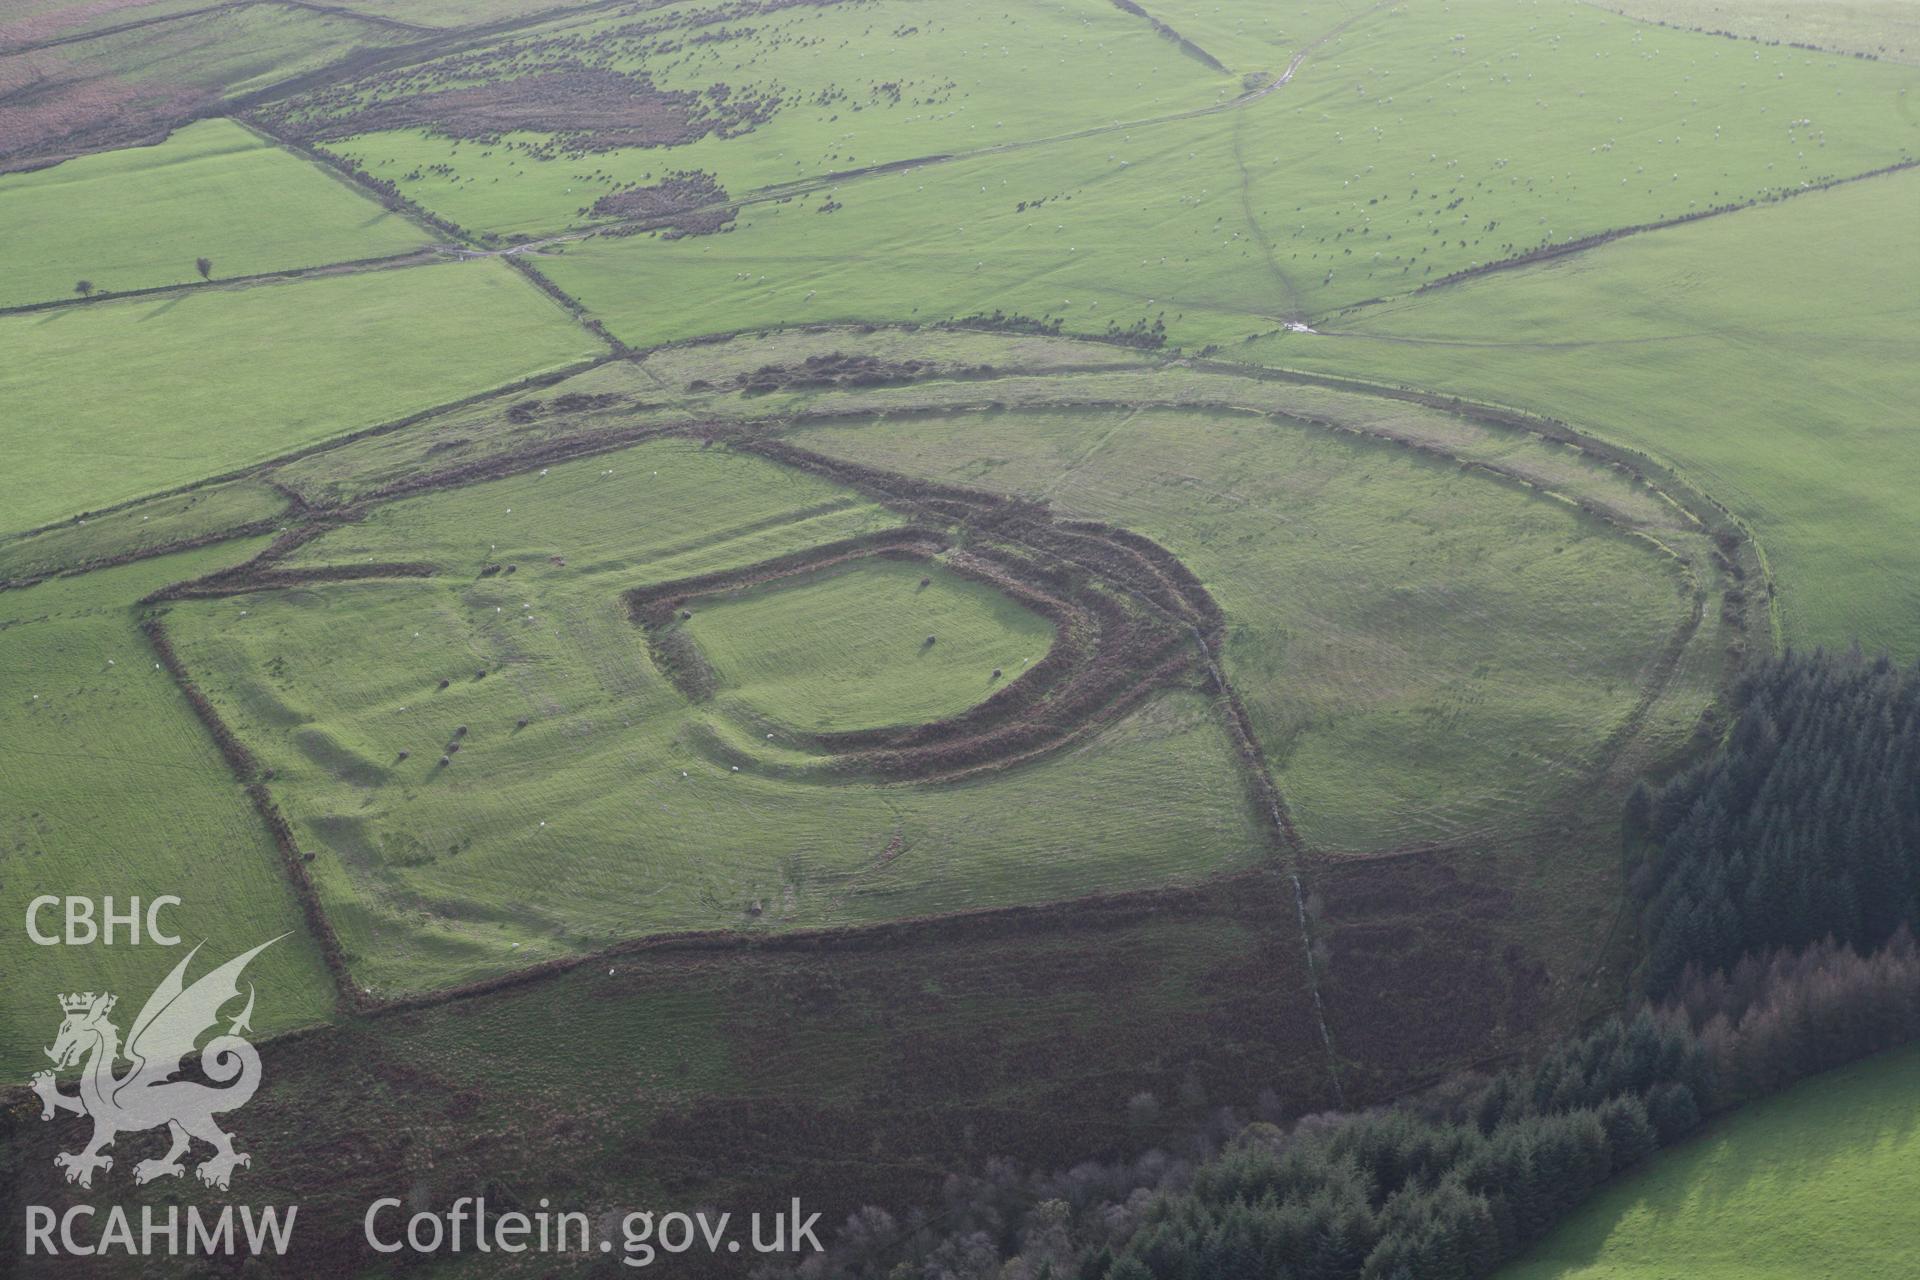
[794,650,1920,1280]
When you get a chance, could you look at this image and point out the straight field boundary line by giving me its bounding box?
[266,0,1398,257]
[139,615,362,1011]
[1105,0,1230,73]
[0,2,248,55]
[0,249,439,318]
[277,0,437,34]
[231,114,475,246]
[1571,0,1920,66]
[1323,157,1920,325]
[0,353,611,549]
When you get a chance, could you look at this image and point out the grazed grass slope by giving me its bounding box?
[535,0,1920,348]
[1503,1043,1920,1280]
[0,258,602,534]
[166,439,1266,994]
[285,0,1236,237]
[0,119,424,309]
[0,546,339,1080]
[239,326,1161,510]
[683,556,1057,734]
[251,325,1734,862]
[1269,167,1920,657]
[795,403,1697,853]
[0,477,288,582]
[1591,0,1920,64]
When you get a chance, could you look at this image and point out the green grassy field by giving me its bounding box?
[0,476,289,581]
[683,557,1057,734]
[1504,1043,1920,1279]
[0,119,426,309]
[166,438,1266,994]
[287,0,1236,237]
[0,258,601,535]
[251,326,1163,510]
[250,329,1733,863]
[796,403,1699,853]
[0,545,340,1080]
[1592,0,1920,64]
[1268,167,1920,658]
[1105,0,1375,74]
[533,0,1920,349]
[283,431,903,572]
[258,338,1725,860]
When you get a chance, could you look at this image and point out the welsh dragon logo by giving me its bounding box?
[30,937,281,1190]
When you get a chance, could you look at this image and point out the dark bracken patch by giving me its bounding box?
[266,68,774,152]
[731,351,996,394]
[591,169,736,236]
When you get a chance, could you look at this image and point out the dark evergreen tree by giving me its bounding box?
[1637,649,1920,992]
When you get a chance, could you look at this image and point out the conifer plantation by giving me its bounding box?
[1636,651,1920,992]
